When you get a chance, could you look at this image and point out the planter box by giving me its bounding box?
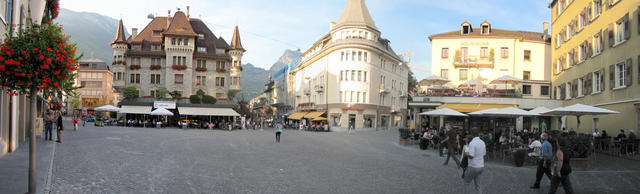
[570,157,589,170]
[399,138,410,146]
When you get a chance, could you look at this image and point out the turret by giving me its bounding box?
[229,25,245,91]
[110,19,129,90]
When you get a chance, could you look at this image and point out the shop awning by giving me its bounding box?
[287,112,308,120]
[178,107,240,116]
[118,106,152,114]
[303,112,325,119]
[437,103,517,113]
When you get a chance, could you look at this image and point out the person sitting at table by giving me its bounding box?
[568,128,576,136]
[617,130,627,140]
[528,137,542,157]
[593,129,601,138]
[499,134,508,145]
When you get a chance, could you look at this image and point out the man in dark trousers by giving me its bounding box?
[531,133,553,189]
[440,124,460,167]
[44,109,55,141]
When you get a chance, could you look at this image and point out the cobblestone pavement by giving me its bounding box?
[49,122,640,194]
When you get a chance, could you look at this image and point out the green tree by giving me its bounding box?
[169,90,182,99]
[155,87,169,99]
[189,95,201,104]
[122,86,139,99]
[202,95,217,104]
[227,89,239,100]
[408,70,418,94]
[196,89,206,96]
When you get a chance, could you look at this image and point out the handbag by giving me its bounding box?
[460,156,469,169]
[60,124,64,131]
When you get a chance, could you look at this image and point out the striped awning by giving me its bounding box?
[303,112,325,119]
[287,112,308,120]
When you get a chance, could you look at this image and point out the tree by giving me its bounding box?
[202,95,217,104]
[189,95,201,104]
[169,90,182,99]
[196,89,205,96]
[155,86,169,99]
[68,93,82,110]
[122,86,139,99]
[0,2,78,191]
[408,70,418,94]
[236,94,251,117]
[227,89,239,100]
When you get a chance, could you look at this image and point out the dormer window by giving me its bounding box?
[198,33,205,39]
[197,47,207,53]
[481,21,491,35]
[461,21,472,35]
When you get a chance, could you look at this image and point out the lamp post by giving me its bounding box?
[27,1,48,193]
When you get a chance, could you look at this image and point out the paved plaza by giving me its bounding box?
[2,119,640,193]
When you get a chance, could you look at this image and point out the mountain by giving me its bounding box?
[268,49,301,75]
[238,63,269,101]
[57,8,127,63]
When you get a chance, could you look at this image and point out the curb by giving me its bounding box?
[42,142,56,194]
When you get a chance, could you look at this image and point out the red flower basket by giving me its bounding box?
[195,67,207,72]
[216,68,226,73]
[150,65,161,70]
[172,64,187,71]
[129,65,141,70]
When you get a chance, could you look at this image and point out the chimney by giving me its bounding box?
[330,21,336,30]
[131,28,138,38]
[187,6,190,18]
[543,22,549,35]
[167,10,171,27]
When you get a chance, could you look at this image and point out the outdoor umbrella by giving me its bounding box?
[528,107,552,114]
[419,108,467,129]
[95,105,119,112]
[541,103,619,132]
[150,107,173,116]
[312,117,327,121]
[481,107,539,117]
[420,75,451,86]
[467,108,498,116]
[419,108,468,117]
[489,75,522,91]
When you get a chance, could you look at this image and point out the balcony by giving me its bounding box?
[453,56,494,69]
[304,89,311,95]
[379,84,389,94]
[314,85,324,92]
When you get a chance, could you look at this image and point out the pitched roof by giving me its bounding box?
[428,28,550,42]
[190,19,230,59]
[164,11,198,36]
[335,0,377,30]
[111,19,128,45]
[230,25,244,51]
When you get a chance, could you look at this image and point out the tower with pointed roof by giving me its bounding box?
[289,0,408,131]
[229,25,244,91]
[110,8,246,99]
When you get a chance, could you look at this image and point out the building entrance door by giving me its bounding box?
[349,114,356,129]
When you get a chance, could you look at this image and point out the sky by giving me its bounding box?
[60,0,551,80]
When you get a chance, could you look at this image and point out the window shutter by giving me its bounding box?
[573,48,578,66]
[586,72,593,95]
[637,6,640,34]
[572,79,578,98]
[599,30,605,52]
[607,23,614,47]
[587,39,593,58]
[638,55,640,84]
[553,61,557,75]
[609,64,615,89]
[600,68,605,91]
[560,84,566,99]
[623,13,630,40]
[625,58,632,86]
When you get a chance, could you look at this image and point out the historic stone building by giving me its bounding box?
[289,0,408,131]
[111,7,244,100]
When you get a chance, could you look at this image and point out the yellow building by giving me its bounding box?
[429,21,552,91]
[75,59,116,107]
[290,0,408,131]
[550,0,640,134]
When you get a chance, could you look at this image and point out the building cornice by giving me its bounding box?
[294,40,402,74]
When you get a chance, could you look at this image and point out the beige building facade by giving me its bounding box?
[290,0,408,131]
[429,21,552,95]
[550,0,640,134]
[75,59,116,107]
[111,8,244,100]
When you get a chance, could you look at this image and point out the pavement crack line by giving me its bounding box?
[43,141,57,194]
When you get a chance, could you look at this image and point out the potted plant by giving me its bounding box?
[398,128,410,145]
[195,67,207,72]
[129,65,141,70]
[548,131,593,170]
[149,65,161,70]
[216,68,226,73]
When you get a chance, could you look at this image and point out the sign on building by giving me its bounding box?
[154,101,176,109]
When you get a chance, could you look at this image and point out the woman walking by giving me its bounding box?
[549,139,573,194]
[275,123,282,143]
[56,112,64,143]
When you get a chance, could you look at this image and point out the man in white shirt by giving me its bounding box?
[528,138,542,157]
[464,128,486,194]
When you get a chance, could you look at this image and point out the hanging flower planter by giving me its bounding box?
[216,68,226,73]
[129,65,141,70]
[195,67,207,72]
[150,65,161,70]
[172,64,187,70]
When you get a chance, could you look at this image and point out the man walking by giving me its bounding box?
[531,133,553,189]
[441,124,461,167]
[464,128,486,194]
[44,110,55,141]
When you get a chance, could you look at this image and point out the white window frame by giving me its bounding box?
[615,20,625,45]
[591,1,600,20]
[556,34,562,47]
[565,82,572,100]
[578,13,585,31]
[566,53,572,67]
[566,25,572,40]
[592,34,601,56]
[577,78,584,97]
[615,62,626,88]
[592,71,601,93]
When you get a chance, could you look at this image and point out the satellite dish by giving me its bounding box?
[147,13,154,19]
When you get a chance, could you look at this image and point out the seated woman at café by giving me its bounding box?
[528,137,542,157]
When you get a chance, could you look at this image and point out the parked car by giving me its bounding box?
[86,115,95,122]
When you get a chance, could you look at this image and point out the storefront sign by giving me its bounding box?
[154,101,176,109]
